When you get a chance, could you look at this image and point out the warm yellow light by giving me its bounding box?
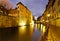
[19,26,26,34]
[47,14,50,17]
[30,25,34,35]
[41,24,43,31]
[43,26,46,33]
[42,20,45,21]
[41,24,46,33]
[45,20,48,22]
[40,19,45,22]
[30,20,34,25]
[19,21,26,26]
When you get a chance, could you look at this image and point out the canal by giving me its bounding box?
[0,24,46,41]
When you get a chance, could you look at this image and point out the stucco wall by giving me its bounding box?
[0,15,18,28]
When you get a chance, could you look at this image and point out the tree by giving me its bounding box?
[0,5,8,15]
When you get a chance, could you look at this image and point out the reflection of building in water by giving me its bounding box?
[18,26,34,41]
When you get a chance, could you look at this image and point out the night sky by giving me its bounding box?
[0,0,49,17]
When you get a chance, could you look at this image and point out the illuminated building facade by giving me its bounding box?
[39,0,60,26]
[8,2,33,26]
[8,9,18,17]
[0,2,33,27]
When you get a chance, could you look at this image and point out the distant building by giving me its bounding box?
[37,16,42,21]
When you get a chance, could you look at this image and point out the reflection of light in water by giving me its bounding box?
[19,25,34,35]
[18,25,34,41]
[34,24,37,30]
[42,26,45,33]
[30,25,34,31]
[30,25,34,29]
[19,26,26,34]
[37,24,40,29]
[41,24,43,30]
[41,24,46,33]
[30,25,34,35]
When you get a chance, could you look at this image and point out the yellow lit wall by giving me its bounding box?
[41,0,60,27]
[17,2,33,26]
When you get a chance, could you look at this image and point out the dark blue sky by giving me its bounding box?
[10,0,48,16]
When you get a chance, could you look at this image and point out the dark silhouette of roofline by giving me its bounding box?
[17,2,24,6]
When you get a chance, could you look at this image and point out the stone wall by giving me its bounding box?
[0,15,19,28]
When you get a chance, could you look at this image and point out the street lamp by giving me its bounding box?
[47,14,50,17]
[47,14,50,21]
[47,14,50,28]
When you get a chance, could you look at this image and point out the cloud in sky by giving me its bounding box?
[10,0,48,16]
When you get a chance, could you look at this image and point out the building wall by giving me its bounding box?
[41,0,60,27]
[0,15,18,27]
[17,2,33,25]
[8,9,19,17]
[0,2,33,27]
[53,0,60,26]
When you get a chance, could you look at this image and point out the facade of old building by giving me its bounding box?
[0,2,33,27]
[8,9,18,17]
[8,2,33,26]
[39,0,60,26]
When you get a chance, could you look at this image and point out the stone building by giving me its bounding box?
[39,0,60,26]
[8,2,33,26]
[0,2,33,27]
[8,9,18,17]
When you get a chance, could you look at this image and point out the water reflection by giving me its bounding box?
[0,24,43,41]
[37,24,46,34]
[0,27,18,41]
[18,25,34,41]
[19,26,26,34]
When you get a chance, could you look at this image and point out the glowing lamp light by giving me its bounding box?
[30,21,34,25]
[47,14,50,17]
[42,20,45,22]
[19,21,26,26]
[19,26,26,34]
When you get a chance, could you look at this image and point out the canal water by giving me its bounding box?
[0,24,46,41]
